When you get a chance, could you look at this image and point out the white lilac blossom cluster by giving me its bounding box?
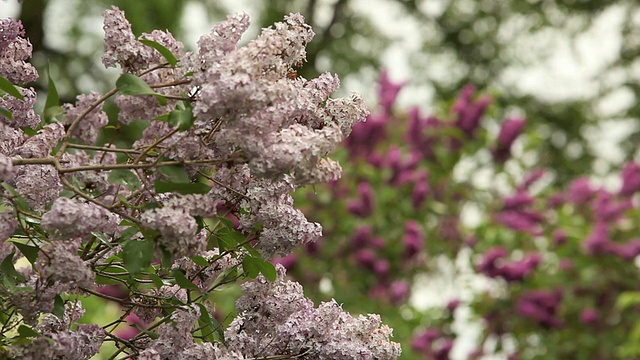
[0,8,400,360]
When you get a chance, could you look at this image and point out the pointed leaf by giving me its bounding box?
[0,75,24,100]
[122,240,154,275]
[139,39,178,67]
[115,73,167,106]
[172,270,199,291]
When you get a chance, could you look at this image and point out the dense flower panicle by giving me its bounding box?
[378,69,407,114]
[516,289,564,328]
[62,92,109,144]
[567,177,595,205]
[140,305,201,359]
[620,161,640,196]
[13,165,62,211]
[593,189,632,222]
[347,181,376,218]
[403,220,424,259]
[0,18,38,84]
[101,6,144,70]
[226,266,401,359]
[0,152,13,181]
[0,220,15,259]
[15,123,64,158]
[41,197,119,238]
[9,322,105,360]
[0,87,40,128]
[39,239,95,291]
[196,12,251,68]
[493,117,526,162]
[242,177,322,257]
[140,207,207,258]
[453,84,492,138]
[0,122,25,155]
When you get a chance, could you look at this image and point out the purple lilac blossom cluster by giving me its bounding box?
[0,9,400,360]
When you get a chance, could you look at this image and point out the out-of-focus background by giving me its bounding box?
[4,1,640,359]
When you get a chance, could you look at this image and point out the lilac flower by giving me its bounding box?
[15,122,64,158]
[493,117,526,162]
[140,206,200,257]
[516,288,564,328]
[41,197,119,238]
[453,84,492,138]
[62,92,109,144]
[351,226,373,248]
[0,87,40,128]
[389,280,411,305]
[495,209,543,235]
[345,112,390,159]
[412,170,430,209]
[355,248,378,270]
[620,161,640,196]
[593,189,632,222]
[552,229,568,246]
[226,266,401,359]
[0,18,38,84]
[411,328,439,352]
[580,308,599,324]
[0,122,25,155]
[0,152,13,181]
[567,177,595,205]
[14,164,62,211]
[39,239,95,291]
[347,181,376,217]
[378,69,407,114]
[403,220,424,259]
[582,221,614,256]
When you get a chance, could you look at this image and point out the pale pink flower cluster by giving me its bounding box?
[0,18,38,84]
[41,197,119,238]
[62,92,109,144]
[224,266,402,359]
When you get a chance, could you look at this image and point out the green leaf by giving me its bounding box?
[10,242,38,264]
[0,75,24,100]
[44,68,63,122]
[196,303,224,343]
[0,106,13,120]
[617,291,640,310]
[154,180,212,195]
[122,240,155,275]
[191,255,210,267]
[257,259,277,282]
[108,169,142,191]
[242,256,260,278]
[158,165,190,182]
[172,269,200,291]
[115,73,167,106]
[139,39,178,67]
[168,106,194,131]
[52,295,65,318]
[17,325,42,338]
[149,273,165,289]
[1,252,26,284]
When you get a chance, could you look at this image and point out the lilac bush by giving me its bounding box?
[290,71,640,359]
[0,8,401,359]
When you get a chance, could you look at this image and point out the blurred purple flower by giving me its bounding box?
[552,229,568,246]
[272,254,297,271]
[583,222,614,256]
[352,226,373,248]
[593,189,632,222]
[403,220,424,259]
[347,182,376,217]
[568,177,595,205]
[620,161,640,196]
[379,69,408,114]
[411,328,440,352]
[453,84,492,138]
[355,248,377,270]
[580,308,600,325]
[516,288,564,328]
[412,170,430,209]
[493,117,526,162]
[345,112,390,159]
[389,280,411,305]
